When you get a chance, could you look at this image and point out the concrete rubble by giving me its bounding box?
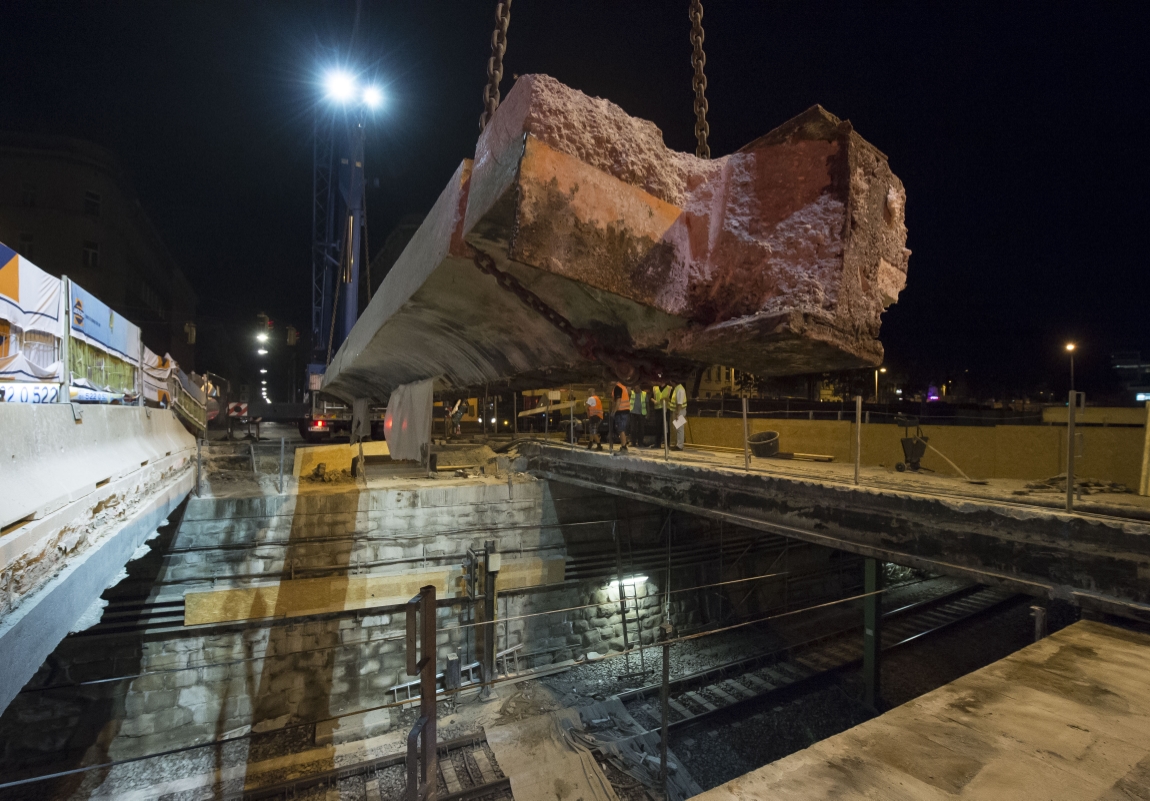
[324,74,909,401]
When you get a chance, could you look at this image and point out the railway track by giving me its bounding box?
[236,733,510,801]
[620,584,1021,731]
[235,583,1021,800]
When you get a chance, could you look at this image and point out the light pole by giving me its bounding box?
[874,367,886,402]
[312,70,384,371]
[1065,343,1076,391]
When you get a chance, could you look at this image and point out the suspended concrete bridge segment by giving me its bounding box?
[322,74,909,401]
[525,441,1150,623]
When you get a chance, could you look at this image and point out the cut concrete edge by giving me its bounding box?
[0,450,193,568]
[0,469,194,714]
[325,159,473,396]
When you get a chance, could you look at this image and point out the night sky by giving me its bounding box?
[4,2,1147,399]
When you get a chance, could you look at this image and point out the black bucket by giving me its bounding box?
[748,430,780,458]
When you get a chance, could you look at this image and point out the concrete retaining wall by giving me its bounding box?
[0,477,855,764]
[0,404,193,531]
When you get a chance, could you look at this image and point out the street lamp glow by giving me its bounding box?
[261,380,267,385]
[325,70,356,102]
[256,332,268,343]
[879,367,887,373]
[259,368,267,374]
[1065,343,1076,352]
[362,85,383,108]
[257,348,268,355]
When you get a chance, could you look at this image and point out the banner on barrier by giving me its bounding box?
[0,382,62,404]
[142,347,173,405]
[0,243,64,339]
[69,280,141,364]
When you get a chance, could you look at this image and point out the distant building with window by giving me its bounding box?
[0,132,196,368]
[698,365,741,397]
[1112,352,1150,403]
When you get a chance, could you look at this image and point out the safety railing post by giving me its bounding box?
[195,438,202,496]
[404,585,438,801]
[278,437,285,494]
[1066,390,1081,512]
[659,630,671,795]
[742,396,750,471]
[854,395,862,485]
[663,402,669,461]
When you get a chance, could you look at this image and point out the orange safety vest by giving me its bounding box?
[613,382,630,413]
[586,395,603,418]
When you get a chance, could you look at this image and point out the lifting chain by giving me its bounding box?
[471,248,597,357]
[479,1,513,132]
[689,0,710,159]
[470,247,676,385]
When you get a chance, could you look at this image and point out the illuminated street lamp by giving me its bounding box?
[1065,343,1076,391]
[325,70,356,102]
[257,348,268,356]
[257,332,268,343]
[874,367,887,402]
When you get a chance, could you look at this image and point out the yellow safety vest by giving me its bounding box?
[630,389,648,415]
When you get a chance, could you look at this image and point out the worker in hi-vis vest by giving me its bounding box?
[611,382,631,452]
[671,382,688,450]
[629,386,648,448]
[585,390,604,450]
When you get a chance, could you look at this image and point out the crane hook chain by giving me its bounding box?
[479,1,513,132]
[689,0,710,159]
[470,248,595,356]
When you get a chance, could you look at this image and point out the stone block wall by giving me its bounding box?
[0,476,860,768]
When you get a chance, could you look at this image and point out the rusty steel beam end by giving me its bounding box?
[405,585,438,801]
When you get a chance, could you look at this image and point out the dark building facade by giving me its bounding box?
[0,133,196,368]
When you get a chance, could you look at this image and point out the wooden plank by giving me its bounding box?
[684,691,718,712]
[722,680,758,699]
[667,698,695,720]
[708,685,739,706]
[744,673,775,691]
[184,568,456,626]
[778,662,812,679]
[471,748,498,784]
[440,757,464,794]
[762,667,792,686]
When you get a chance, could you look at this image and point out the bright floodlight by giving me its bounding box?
[325,70,356,102]
[362,85,383,108]
[608,575,648,589]
[257,348,268,355]
[257,332,268,343]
